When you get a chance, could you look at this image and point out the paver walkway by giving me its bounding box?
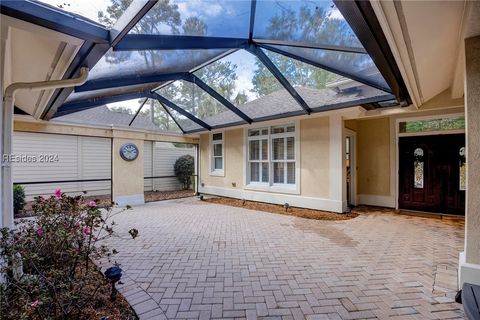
[97,198,465,320]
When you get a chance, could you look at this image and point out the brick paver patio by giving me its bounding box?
[98,198,465,319]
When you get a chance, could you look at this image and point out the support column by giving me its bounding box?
[0,27,11,229]
[329,114,347,213]
[112,135,145,206]
[0,31,5,230]
[459,35,480,287]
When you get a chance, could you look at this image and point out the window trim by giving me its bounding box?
[210,131,224,176]
[244,121,300,194]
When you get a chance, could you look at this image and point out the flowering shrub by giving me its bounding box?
[0,190,138,319]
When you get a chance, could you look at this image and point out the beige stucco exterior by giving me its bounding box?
[199,128,244,189]
[112,137,145,206]
[198,117,334,210]
[300,117,330,198]
[356,118,391,197]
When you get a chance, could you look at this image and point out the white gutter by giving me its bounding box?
[1,67,89,229]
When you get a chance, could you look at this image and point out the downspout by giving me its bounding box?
[1,67,89,229]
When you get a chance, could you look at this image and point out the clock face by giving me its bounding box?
[120,143,139,161]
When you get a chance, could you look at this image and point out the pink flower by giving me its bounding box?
[30,299,39,307]
[83,227,91,235]
[88,201,97,207]
[36,229,43,236]
[39,196,45,202]
[54,188,62,198]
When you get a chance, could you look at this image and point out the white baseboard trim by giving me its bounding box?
[198,185,344,213]
[459,251,480,287]
[114,194,144,207]
[357,194,395,208]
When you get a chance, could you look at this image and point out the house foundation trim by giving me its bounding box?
[198,185,344,213]
[458,251,480,287]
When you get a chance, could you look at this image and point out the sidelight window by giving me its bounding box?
[413,148,424,189]
[459,147,466,191]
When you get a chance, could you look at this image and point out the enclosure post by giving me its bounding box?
[0,30,6,231]
[195,144,199,194]
[329,114,347,213]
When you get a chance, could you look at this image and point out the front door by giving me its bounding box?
[398,134,465,215]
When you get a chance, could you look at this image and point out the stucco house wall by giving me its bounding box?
[198,116,335,211]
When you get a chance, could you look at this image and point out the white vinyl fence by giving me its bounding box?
[12,132,111,200]
[12,133,195,201]
[144,141,195,192]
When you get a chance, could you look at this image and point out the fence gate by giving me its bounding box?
[143,141,196,195]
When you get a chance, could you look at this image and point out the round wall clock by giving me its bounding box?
[119,143,139,161]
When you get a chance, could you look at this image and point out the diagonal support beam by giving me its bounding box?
[249,0,257,41]
[159,102,187,134]
[128,98,148,126]
[258,43,392,93]
[42,0,158,120]
[334,0,410,104]
[0,0,109,43]
[247,45,312,114]
[183,74,252,124]
[149,93,212,131]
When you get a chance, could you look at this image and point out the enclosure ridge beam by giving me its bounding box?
[247,45,312,115]
[184,74,253,124]
[75,72,188,92]
[113,34,365,54]
[41,0,158,120]
[257,43,393,94]
[149,93,212,131]
[115,34,249,51]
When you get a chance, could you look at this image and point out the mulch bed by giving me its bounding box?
[144,189,195,202]
[83,271,137,320]
[16,194,113,219]
[204,197,358,221]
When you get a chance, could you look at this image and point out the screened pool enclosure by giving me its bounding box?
[2,0,411,134]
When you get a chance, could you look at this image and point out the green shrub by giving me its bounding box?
[13,184,25,215]
[174,154,194,190]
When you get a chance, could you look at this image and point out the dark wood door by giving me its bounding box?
[398,134,465,215]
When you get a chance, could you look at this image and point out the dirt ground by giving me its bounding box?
[204,196,358,221]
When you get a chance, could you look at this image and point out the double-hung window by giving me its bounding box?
[271,125,296,185]
[211,132,224,175]
[247,123,297,190]
[248,128,269,183]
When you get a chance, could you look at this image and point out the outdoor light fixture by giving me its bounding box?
[284,203,290,212]
[104,265,123,301]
